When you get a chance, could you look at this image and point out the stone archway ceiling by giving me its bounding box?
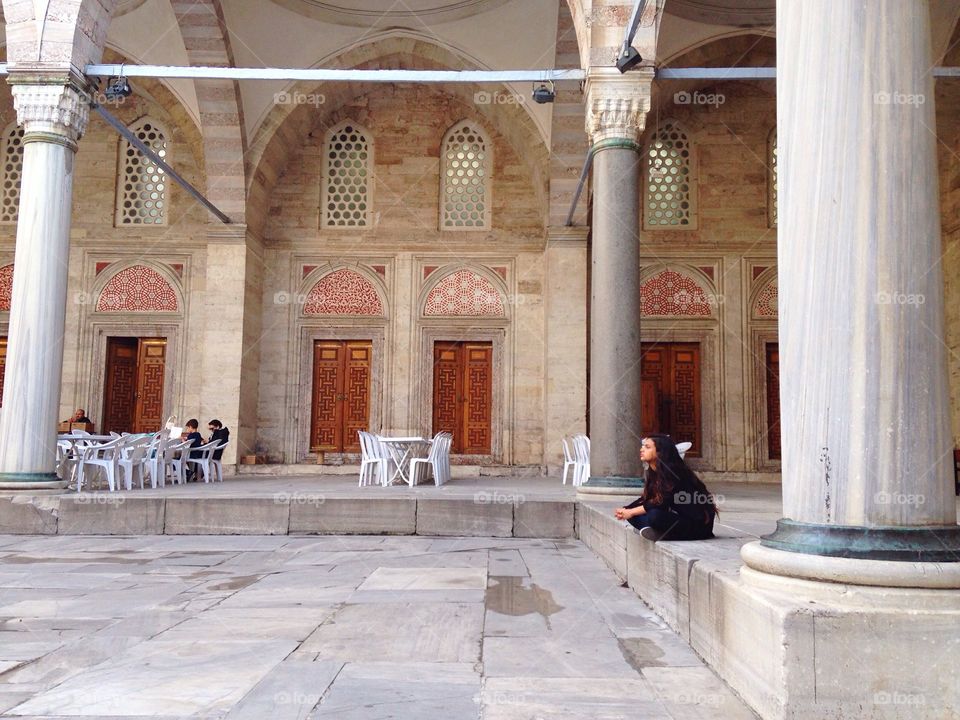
[113,0,149,18]
[666,0,775,27]
[267,0,513,25]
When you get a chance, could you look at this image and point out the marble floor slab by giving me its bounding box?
[0,535,757,719]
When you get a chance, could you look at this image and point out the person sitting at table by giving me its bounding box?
[65,408,92,424]
[181,419,204,481]
[207,419,230,460]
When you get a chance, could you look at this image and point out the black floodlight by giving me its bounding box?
[532,81,555,104]
[104,75,132,100]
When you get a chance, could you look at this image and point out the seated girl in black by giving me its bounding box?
[614,434,717,541]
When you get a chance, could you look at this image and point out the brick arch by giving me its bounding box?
[95,263,181,313]
[0,263,12,311]
[751,271,778,319]
[301,268,385,316]
[1,0,116,67]
[245,35,548,238]
[422,267,506,318]
[172,0,246,222]
[640,267,716,317]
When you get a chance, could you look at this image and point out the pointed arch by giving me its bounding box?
[95,263,182,313]
[751,269,779,319]
[116,117,171,226]
[440,120,493,231]
[423,267,506,317]
[640,267,716,317]
[0,263,13,312]
[644,119,697,230]
[322,121,374,228]
[301,267,385,316]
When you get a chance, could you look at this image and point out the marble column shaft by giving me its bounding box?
[0,83,87,485]
[776,0,955,529]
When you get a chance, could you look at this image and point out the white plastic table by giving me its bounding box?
[378,437,431,486]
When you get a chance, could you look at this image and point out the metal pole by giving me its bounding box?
[92,103,232,224]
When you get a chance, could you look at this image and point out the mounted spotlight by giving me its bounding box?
[532,81,555,104]
[616,46,644,73]
[104,75,132,101]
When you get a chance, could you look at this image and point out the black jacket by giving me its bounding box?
[210,427,230,460]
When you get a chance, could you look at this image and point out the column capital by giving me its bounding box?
[9,79,89,149]
[584,69,653,147]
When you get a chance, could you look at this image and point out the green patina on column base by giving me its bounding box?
[0,473,66,490]
[761,519,960,563]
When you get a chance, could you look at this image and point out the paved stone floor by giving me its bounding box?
[0,534,758,719]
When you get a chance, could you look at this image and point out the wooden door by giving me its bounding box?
[310,340,371,453]
[134,339,166,433]
[0,337,7,407]
[640,342,702,456]
[103,337,166,434]
[103,337,138,433]
[765,343,781,460]
[432,341,492,455]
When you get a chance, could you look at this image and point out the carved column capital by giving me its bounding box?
[9,82,89,150]
[584,70,653,147]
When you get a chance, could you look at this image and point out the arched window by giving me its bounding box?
[644,120,695,229]
[0,124,25,224]
[116,118,169,226]
[439,121,491,230]
[768,127,778,228]
[322,122,373,227]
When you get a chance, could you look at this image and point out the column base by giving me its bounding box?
[0,472,67,491]
[760,518,960,562]
[742,540,960,589]
[577,476,644,496]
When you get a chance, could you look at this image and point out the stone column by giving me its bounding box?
[742,0,960,586]
[579,70,651,490]
[0,80,88,489]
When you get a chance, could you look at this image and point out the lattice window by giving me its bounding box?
[303,269,384,315]
[0,124,24,224]
[322,122,373,227]
[768,127,778,228]
[440,121,491,230]
[96,264,179,312]
[116,118,169,226]
[640,269,712,316]
[424,269,504,316]
[644,120,695,229]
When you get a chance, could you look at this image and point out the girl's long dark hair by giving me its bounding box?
[642,434,717,515]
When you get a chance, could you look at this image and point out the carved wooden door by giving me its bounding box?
[765,343,781,460]
[640,343,701,456]
[432,341,492,454]
[310,340,371,453]
[103,337,138,433]
[133,339,166,433]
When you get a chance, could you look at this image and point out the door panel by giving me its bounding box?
[765,343,781,460]
[310,340,372,453]
[432,341,493,455]
[103,337,138,434]
[134,339,166,433]
[640,342,702,456]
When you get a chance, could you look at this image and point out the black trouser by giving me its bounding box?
[624,499,714,540]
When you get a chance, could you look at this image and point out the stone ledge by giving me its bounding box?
[163,498,291,535]
[577,500,960,720]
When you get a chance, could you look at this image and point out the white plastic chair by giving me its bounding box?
[571,434,591,486]
[76,437,125,492]
[186,440,224,483]
[165,439,194,485]
[143,430,171,488]
[676,441,692,459]
[210,441,228,482]
[358,431,386,487]
[409,432,452,486]
[118,435,152,490]
[561,437,577,485]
